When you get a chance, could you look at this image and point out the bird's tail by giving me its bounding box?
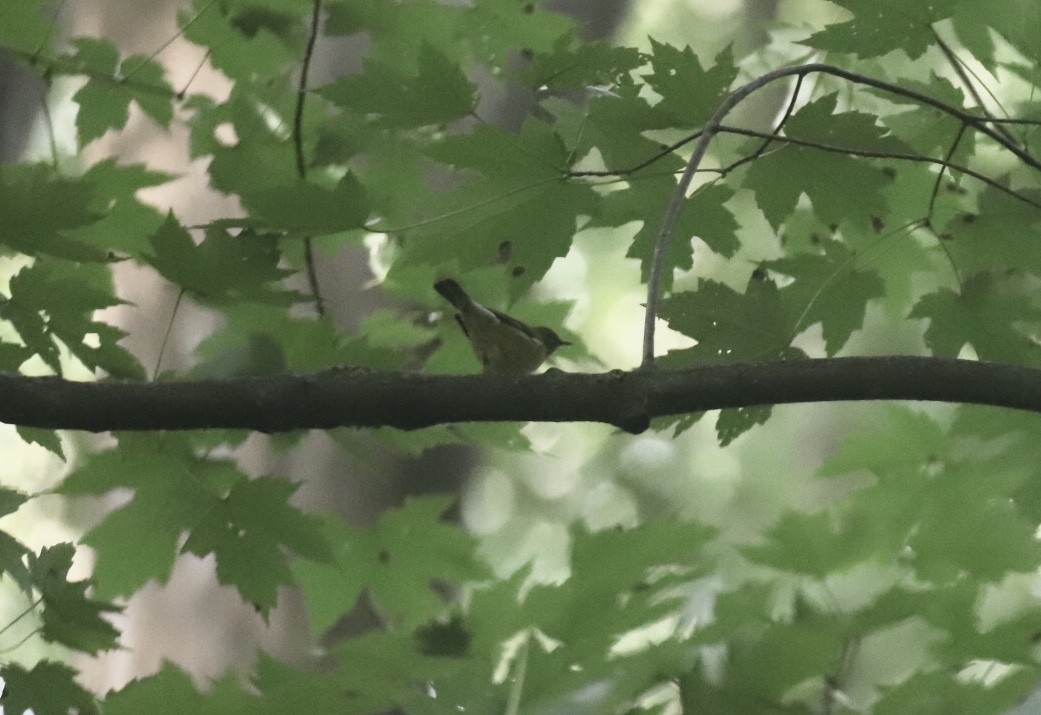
[434,278,474,312]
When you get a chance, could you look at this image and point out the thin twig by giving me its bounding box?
[731,72,807,171]
[154,288,185,380]
[123,0,219,81]
[176,48,211,100]
[927,123,968,217]
[568,130,704,177]
[0,598,43,640]
[933,31,1019,147]
[294,0,326,317]
[715,125,1041,212]
[640,62,1041,368]
[38,79,60,171]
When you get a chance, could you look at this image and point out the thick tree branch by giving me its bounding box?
[4,357,1041,435]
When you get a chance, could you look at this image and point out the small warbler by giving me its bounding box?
[435,278,569,374]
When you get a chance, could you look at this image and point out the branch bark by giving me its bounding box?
[4,356,1041,434]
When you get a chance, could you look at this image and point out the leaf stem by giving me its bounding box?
[154,288,185,380]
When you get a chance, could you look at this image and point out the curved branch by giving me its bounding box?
[4,357,1041,435]
[641,62,1041,368]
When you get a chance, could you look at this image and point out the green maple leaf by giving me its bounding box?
[250,655,361,714]
[182,476,331,616]
[906,457,1041,583]
[237,173,370,236]
[940,185,1041,276]
[643,41,738,128]
[59,435,329,614]
[742,511,873,577]
[104,663,263,714]
[952,406,1041,522]
[66,38,174,145]
[715,406,773,447]
[328,629,475,714]
[765,239,884,355]
[0,529,32,594]
[602,181,739,291]
[294,496,488,635]
[0,0,53,53]
[744,97,894,231]
[0,661,99,715]
[426,117,565,182]
[0,486,29,518]
[320,43,474,127]
[1,261,142,378]
[659,275,809,443]
[190,303,351,374]
[804,0,961,59]
[410,119,598,286]
[659,276,803,364]
[784,93,911,152]
[16,427,65,460]
[29,543,121,654]
[179,0,299,80]
[464,0,575,67]
[911,483,1041,583]
[207,138,299,196]
[517,521,714,657]
[745,145,892,231]
[973,0,1041,65]
[57,435,226,597]
[874,75,974,160]
[819,406,946,478]
[578,76,679,168]
[325,0,466,67]
[874,669,1039,714]
[910,272,1041,363]
[145,214,301,304]
[66,159,173,256]
[0,503,31,598]
[527,37,644,91]
[0,164,107,261]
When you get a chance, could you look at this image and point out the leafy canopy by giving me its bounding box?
[2,1,1041,714]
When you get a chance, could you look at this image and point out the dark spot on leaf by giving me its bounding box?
[520,48,534,60]
[828,224,838,233]
[415,614,472,656]
[498,241,512,263]
[961,213,976,224]
[511,265,526,277]
[810,233,821,244]
[939,233,953,241]
[378,550,390,564]
[751,266,767,281]
[871,216,885,233]
[230,9,294,38]
[523,3,535,13]
[881,166,897,178]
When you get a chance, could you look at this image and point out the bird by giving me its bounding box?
[434,278,569,374]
